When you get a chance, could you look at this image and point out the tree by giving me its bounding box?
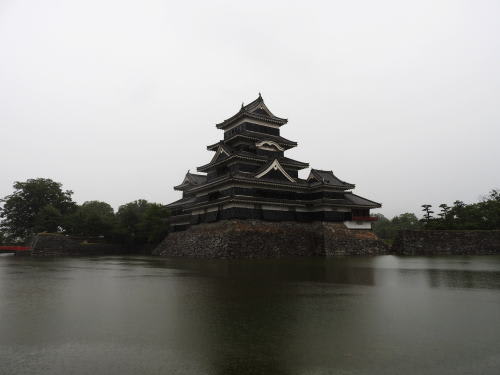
[421,204,434,222]
[140,203,170,244]
[421,191,500,230]
[424,203,454,229]
[34,204,63,233]
[372,212,422,241]
[65,201,116,237]
[372,213,393,239]
[115,200,169,245]
[0,178,76,240]
[449,200,466,227]
[479,190,500,229]
[392,212,422,230]
[438,204,451,219]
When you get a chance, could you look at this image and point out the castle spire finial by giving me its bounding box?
[241,102,244,109]
[258,92,262,98]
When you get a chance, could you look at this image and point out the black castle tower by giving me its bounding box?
[167,94,380,231]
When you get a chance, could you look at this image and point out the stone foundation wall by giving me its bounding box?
[153,220,388,258]
[27,234,126,257]
[322,223,388,256]
[392,230,500,255]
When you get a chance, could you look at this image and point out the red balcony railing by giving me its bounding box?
[351,216,378,222]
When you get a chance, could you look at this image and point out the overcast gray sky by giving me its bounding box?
[1,0,499,218]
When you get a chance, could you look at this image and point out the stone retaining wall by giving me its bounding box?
[27,234,126,256]
[153,220,388,258]
[392,230,500,255]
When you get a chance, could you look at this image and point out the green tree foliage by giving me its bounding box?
[392,213,422,229]
[480,190,500,228]
[426,190,500,230]
[115,200,170,245]
[34,204,63,233]
[0,178,171,246]
[141,203,171,244]
[373,212,423,241]
[438,204,451,219]
[65,201,116,238]
[372,214,393,239]
[0,178,76,240]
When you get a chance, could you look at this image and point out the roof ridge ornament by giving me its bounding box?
[255,139,285,152]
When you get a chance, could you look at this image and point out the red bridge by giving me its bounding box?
[0,246,32,253]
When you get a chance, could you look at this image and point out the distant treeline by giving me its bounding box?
[0,178,169,245]
[373,189,500,242]
[2,178,499,246]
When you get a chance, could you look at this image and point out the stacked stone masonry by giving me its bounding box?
[153,220,388,258]
[28,234,126,257]
[392,230,500,255]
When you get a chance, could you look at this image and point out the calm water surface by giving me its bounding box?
[1,255,500,375]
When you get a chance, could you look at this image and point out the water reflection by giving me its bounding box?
[1,256,500,375]
[151,259,377,375]
[424,268,500,289]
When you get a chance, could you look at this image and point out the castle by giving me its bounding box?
[167,94,380,231]
[155,95,385,258]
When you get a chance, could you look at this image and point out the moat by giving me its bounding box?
[1,255,500,374]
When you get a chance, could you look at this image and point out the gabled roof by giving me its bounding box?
[174,172,207,191]
[307,169,354,190]
[216,94,288,129]
[278,156,309,168]
[254,159,296,183]
[208,144,232,164]
[344,193,381,208]
[206,141,224,151]
[165,196,196,208]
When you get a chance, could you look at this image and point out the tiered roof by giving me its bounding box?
[168,94,381,216]
[174,172,207,191]
[197,150,309,172]
[216,94,288,129]
[307,169,354,190]
[207,131,297,151]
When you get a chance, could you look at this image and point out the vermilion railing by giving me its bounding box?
[351,216,378,222]
[0,246,32,251]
